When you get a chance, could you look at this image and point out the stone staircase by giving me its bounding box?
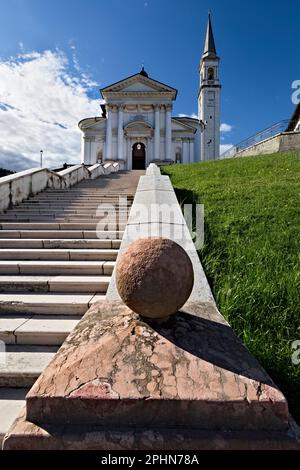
[0,171,141,446]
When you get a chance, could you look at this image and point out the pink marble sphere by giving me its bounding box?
[116,237,194,319]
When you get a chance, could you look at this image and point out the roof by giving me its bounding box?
[100,70,177,99]
[202,14,217,59]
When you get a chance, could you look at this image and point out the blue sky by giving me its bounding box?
[0,0,299,170]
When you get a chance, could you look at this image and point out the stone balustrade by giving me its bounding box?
[0,162,120,212]
[106,163,214,305]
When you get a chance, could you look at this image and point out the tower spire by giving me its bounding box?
[203,13,217,58]
[198,13,221,161]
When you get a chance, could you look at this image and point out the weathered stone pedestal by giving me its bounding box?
[3,300,300,450]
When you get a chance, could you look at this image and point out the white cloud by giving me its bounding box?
[220,122,233,133]
[0,49,101,171]
[178,113,198,119]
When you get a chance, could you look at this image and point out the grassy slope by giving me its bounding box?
[162,152,300,422]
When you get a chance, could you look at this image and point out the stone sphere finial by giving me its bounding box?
[116,237,194,319]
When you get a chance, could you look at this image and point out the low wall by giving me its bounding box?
[234,131,300,158]
[57,164,90,187]
[279,131,300,152]
[87,163,104,180]
[0,161,120,212]
[0,168,62,212]
[106,163,215,305]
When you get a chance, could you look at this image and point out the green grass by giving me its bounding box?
[162,151,300,423]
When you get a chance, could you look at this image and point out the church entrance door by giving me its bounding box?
[132,142,146,169]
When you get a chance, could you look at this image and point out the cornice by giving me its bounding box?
[104,91,176,99]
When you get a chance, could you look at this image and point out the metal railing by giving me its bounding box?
[220,119,300,159]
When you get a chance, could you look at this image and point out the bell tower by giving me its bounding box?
[198,14,221,161]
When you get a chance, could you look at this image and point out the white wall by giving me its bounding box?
[80,103,202,165]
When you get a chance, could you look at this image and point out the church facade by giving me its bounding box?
[79,15,221,169]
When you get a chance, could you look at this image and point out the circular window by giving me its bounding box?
[137,144,142,150]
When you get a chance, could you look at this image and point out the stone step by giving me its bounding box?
[0,275,110,293]
[43,188,134,192]
[0,248,117,261]
[0,293,102,315]
[0,260,115,275]
[19,207,130,212]
[0,388,28,448]
[4,211,129,217]
[24,201,131,206]
[0,174,138,445]
[9,203,132,208]
[41,192,133,195]
[31,197,133,202]
[0,239,121,249]
[0,314,79,345]
[6,205,131,211]
[28,193,133,197]
[0,230,123,239]
[3,211,129,217]
[0,215,127,225]
[34,200,131,203]
[4,202,131,209]
[0,222,127,230]
[0,345,58,387]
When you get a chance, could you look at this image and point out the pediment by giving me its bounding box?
[101,73,177,99]
[124,120,153,137]
[78,117,106,131]
[125,120,152,129]
[171,118,196,132]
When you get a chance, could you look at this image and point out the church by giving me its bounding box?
[79,15,221,169]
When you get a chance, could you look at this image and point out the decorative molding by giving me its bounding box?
[104,91,175,99]
[132,114,146,122]
[101,74,177,95]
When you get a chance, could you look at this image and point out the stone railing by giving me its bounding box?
[106,163,214,305]
[0,161,120,212]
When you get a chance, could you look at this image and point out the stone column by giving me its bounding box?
[183,139,189,163]
[105,105,112,160]
[90,137,96,164]
[83,137,91,164]
[154,105,160,160]
[117,105,123,161]
[189,139,194,163]
[126,137,131,170]
[165,105,172,161]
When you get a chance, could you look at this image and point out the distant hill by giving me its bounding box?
[0,168,16,177]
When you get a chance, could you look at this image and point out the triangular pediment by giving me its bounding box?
[101,73,177,98]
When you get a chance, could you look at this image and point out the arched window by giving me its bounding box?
[208,67,214,80]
